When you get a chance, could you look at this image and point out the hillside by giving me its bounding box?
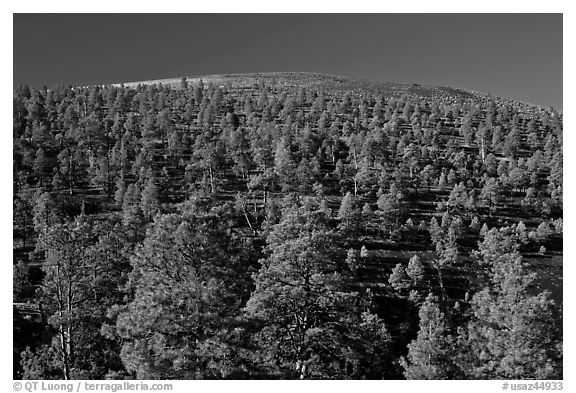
[115,72,547,115]
[13,72,563,380]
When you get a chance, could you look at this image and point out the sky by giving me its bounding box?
[13,13,562,110]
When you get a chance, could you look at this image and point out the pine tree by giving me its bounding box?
[337,191,360,238]
[109,201,253,379]
[535,221,552,243]
[406,255,424,286]
[273,139,296,192]
[419,165,435,192]
[114,177,126,207]
[361,203,374,235]
[36,219,94,379]
[33,148,48,187]
[13,260,30,302]
[459,228,562,379]
[377,183,403,230]
[25,218,131,379]
[14,197,33,250]
[32,191,61,249]
[389,263,410,292]
[445,182,468,213]
[401,293,458,379]
[121,184,145,241]
[480,177,500,215]
[140,176,160,221]
[515,221,529,245]
[346,248,360,277]
[360,245,369,258]
[469,216,481,232]
[245,200,390,379]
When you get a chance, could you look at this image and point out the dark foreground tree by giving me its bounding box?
[457,228,562,379]
[106,196,254,379]
[22,217,130,380]
[245,197,392,379]
[401,293,459,379]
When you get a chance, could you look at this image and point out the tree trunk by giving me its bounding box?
[296,360,307,380]
[60,324,71,380]
[243,210,257,236]
[56,265,71,380]
[66,273,74,379]
[208,165,215,193]
[22,225,27,250]
[68,154,74,195]
[106,149,112,197]
[435,264,447,303]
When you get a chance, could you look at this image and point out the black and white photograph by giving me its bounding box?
[9,8,566,387]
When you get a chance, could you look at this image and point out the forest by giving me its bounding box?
[13,72,563,380]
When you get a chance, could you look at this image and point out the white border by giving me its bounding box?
[4,4,571,392]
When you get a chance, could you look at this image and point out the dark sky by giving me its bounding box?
[13,14,562,110]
